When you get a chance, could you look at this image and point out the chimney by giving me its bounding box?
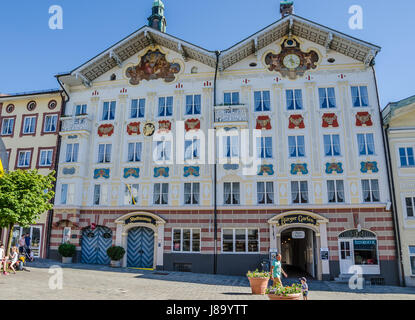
[280,0,294,18]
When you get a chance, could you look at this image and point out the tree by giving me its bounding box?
[0,169,55,255]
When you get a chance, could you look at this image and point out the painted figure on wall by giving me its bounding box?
[126,49,181,85]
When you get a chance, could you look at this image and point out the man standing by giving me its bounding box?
[18,235,26,254]
[24,233,31,251]
[271,253,288,286]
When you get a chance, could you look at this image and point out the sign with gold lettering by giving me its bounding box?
[125,215,156,225]
[276,214,317,226]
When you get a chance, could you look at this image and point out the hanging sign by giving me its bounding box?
[275,214,317,226]
[124,215,156,225]
[292,231,305,239]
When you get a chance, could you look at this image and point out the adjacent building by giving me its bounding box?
[383,95,415,287]
[0,90,63,258]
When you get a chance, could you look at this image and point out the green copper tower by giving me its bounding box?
[148,0,167,33]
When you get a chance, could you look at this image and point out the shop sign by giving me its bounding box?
[320,248,329,260]
[125,215,156,225]
[353,239,376,250]
[276,214,317,226]
[292,231,305,239]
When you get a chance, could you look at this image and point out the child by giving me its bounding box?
[300,277,308,300]
[0,244,9,275]
[9,246,18,274]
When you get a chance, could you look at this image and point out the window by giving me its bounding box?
[65,143,79,163]
[39,149,53,167]
[362,179,380,203]
[185,94,201,115]
[158,96,173,117]
[61,184,68,205]
[93,184,101,205]
[124,184,139,205]
[399,147,415,167]
[17,150,31,168]
[257,182,274,204]
[22,116,36,134]
[340,241,351,260]
[1,118,14,135]
[323,134,341,156]
[357,134,375,156]
[155,141,171,161]
[405,197,415,218]
[353,239,378,265]
[98,144,112,163]
[224,182,240,205]
[351,86,369,107]
[288,136,305,157]
[327,180,345,203]
[318,88,336,109]
[224,92,239,105]
[256,137,272,159]
[222,229,259,253]
[44,114,58,133]
[409,246,415,275]
[154,183,168,205]
[127,142,142,162]
[286,89,303,110]
[130,99,145,118]
[222,135,239,159]
[184,138,200,160]
[173,229,200,252]
[75,104,87,116]
[102,101,116,120]
[291,181,308,204]
[184,182,200,205]
[254,91,270,111]
[60,184,74,205]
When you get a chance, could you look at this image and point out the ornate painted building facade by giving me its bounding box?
[49,1,399,284]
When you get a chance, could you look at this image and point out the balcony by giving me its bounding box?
[61,115,92,133]
[214,105,248,123]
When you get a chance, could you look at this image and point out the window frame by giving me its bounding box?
[399,147,415,168]
[357,133,375,156]
[254,90,271,112]
[185,94,202,115]
[409,246,415,276]
[124,183,139,205]
[291,181,309,204]
[286,89,303,110]
[257,181,274,205]
[224,91,240,106]
[351,85,369,108]
[172,228,201,253]
[157,96,174,117]
[20,114,38,137]
[223,182,240,205]
[15,148,34,169]
[101,101,117,121]
[41,112,60,135]
[221,228,260,254]
[127,142,142,162]
[361,179,380,203]
[0,116,16,137]
[323,134,341,157]
[153,183,169,205]
[36,147,56,169]
[130,98,145,119]
[288,135,305,158]
[183,182,200,205]
[318,87,337,109]
[327,179,345,203]
[405,197,415,219]
[97,143,112,163]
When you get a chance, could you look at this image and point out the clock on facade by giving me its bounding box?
[283,54,301,69]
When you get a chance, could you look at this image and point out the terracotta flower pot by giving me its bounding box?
[110,260,121,268]
[62,256,73,264]
[248,277,270,295]
[267,293,302,300]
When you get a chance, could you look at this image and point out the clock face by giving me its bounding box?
[283,54,301,69]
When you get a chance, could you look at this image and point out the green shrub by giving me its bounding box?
[246,269,270,278]
[107,246,126,261]
[58,243,76,257]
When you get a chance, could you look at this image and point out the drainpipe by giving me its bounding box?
[371,65,405,286]
[213,50,221,274]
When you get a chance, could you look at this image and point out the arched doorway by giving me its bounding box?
[81,225,113,265]
[127,227,155,268]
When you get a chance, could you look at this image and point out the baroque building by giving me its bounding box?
[49,1,398,284]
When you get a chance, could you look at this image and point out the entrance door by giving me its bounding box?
[11,226,43,258]
[127,227,154,268]
[339,240,354,274]
[81,226,112,265]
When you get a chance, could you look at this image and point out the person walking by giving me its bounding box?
[18,235,25,254]
[271,253,287,287]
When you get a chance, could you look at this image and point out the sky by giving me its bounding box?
[0,0,414,107]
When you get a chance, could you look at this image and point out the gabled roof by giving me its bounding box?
[382,95,415,124]
[0,89,62,102]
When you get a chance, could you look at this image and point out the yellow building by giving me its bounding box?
[0,89,63,258]
[383,95,415,286]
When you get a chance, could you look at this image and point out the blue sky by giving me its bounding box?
[0,0,414,107]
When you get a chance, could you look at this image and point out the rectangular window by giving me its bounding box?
[409,246,415,275]
[184,138,200,160]
[224,92,240,105]
[1,118,14,135]
[184,182,200,205]
[405,197,415,218]
[102,101,116,120]
[17,150,31,168]
[327,180,345,203]
[288,136,305,157]
[61,184,74,205]
[158,96,173,117]
[127,142,142,162]
[319,88,336,109]
[172,229,200,252]
[124,184,139,205]
[222,229,259,253]
[291,181,308,204]
[257,182,274,204]
[362,179,380,203]
[223,135,239,159]
[155,141,171,161]
[93,184,101,205]
[153,183,168,205]
[256,137,272,159]
[286,89,303,110]
[185,94,201,115]
[61,184,68,205]
[399,147,415,167]
[65,143,79,163]
[224,182,240,205]
[351,86,369,107]
[357,133,375,156]
[323,134,341,156]
[44,115,58,133]
[39,149,53,167]
[98,144,112,163]
[22,116,36,134]
[130,99,145,118]
[75,104,87,116]
[353,239,378,265]
[254,91,271,112]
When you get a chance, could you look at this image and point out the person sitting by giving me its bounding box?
[8,246,18,274]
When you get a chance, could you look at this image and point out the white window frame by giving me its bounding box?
[17,150,31,168]
[153,183,169,205]
[39,149,53,167]
[65,143,79,163]
[223,182,240,205]
[399,147,415,168]
[361,179,380,203]
[224,91,240,105]
[185,94,201,115]
[256,136,273,159]
[327,180,345,203]
[357,133,375,156]
[130,98,145,119]
[318,87,336,109]
[221,228,260,254]
[44,114,58,133]
[323,134,341,157]
[22,116,36,134]
[409,246,415,276]
[254,90,271,112]
[155,140,172,161]
[351,85,369,108]
[124,183,139,205]
[291,181,309,204]
[257,181,274,205]
[158,96,173,117]
[184,182,200,205]
[75,104,87,116]
[127,142,142,162]
[102,101,116,121]
[93,184,101,206]
[184,138,200,161]
[286,89,303,110]
[405,197,415,219]
[1,118,14,135]
[98,144,112,163]
[172,228,201,253]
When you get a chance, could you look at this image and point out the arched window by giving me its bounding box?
[339,229,378,266]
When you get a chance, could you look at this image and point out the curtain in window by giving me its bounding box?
[128,143,135,162]
[318,88,327,109]
[224,136,230,158]
[156,141,163,160]
[49,116,57,131]
[232,92,239,105]
[294,89,303,109]
[138,99,145,117]
[66,144,73,162]
[357,134,366,155]
[162,183,168,204]
[288,136,296,157]
[366,134,375,155]
[45,116,52,132]
[98,145,105,163]
[351,87,360,107]
[184,140,192,160]
[24,118,31,133]
[165,141,171,160]
[332,135,341,156]
[93,185,100,205]
[18,152,25,166]
[300,181,308,203]
[40,151,47,165]
[233,183,240,204]
[109,101,116,120]
[327,88,336,108]
[154,184,161,204]
[158,97,165,117]
[286,90,294,110]
[192,183,200,204]
[254,91,262,111]
[184,183,192,204]
[336,180,345,202]
[265,137,272,158]
[362,180,370,202]
[231,136,239,158]
[408,148,415,166]
[124,185,130,205]
[263,91,270,111]
[105,145,111,162]
[266,182,274,204]
[185,95,193,115]
[102,102,109,120]
[224,183,231,204]
[166,97,173,116]
[291,182,299,203]
[194,95,201,114]
[297,136,305,157]
[131,99,138,118]
[73,144,79,162]
[135,143,142,161]
[194,139,200,159]
[327,180,335,202]
[61,184,68,204]
[257,182,265,204]
[360,86,369,106]
[323,135,332,156]
[371,180,380,202]
[256,137,262,159]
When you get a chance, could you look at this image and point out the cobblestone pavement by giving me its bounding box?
[1,260,415,300]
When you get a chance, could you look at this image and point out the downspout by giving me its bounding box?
[213,50,221,274]
[371,65,405,286]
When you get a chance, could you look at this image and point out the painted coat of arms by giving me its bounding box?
[125,49,181,85]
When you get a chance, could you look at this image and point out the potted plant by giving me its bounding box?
[266,283,302,300]
[58,243,76,264]
[107,246,125,267]
[246,269,270,295]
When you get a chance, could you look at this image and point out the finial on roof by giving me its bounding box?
[148,0,167,32]
[280,0,294,18]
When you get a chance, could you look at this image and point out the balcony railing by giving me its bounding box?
[214,105,248,123]
[61,116,91,133]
